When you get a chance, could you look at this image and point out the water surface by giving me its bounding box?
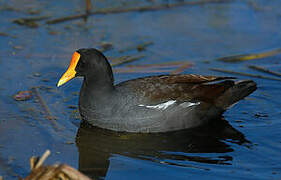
[0,0,280,179]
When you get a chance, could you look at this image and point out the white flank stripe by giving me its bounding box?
[139,100,177,110]
[180,102,201,108]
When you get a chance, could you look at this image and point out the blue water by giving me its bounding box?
[0,0,280,179]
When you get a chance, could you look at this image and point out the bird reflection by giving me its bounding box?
[75,118,249,179]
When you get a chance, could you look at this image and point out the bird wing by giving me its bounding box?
[116,74,236,104]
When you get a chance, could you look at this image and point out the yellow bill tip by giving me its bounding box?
[57,51,80,87]
[57,79,65,87]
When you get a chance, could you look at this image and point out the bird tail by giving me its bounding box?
[215,80,257,109]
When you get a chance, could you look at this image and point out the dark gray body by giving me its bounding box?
[79,75,256,133]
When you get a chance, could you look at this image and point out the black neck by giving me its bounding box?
[83,74,114,92]
[79,74,114,115]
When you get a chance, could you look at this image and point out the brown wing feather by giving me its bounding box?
[152,74,235,84]
[116,74,236,104]
[118,74,235,85]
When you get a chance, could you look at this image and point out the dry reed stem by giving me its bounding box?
[217,48,281,62]
[46,0,230,24]
[210,68,281,81]
[248,65,281,77]
[25,150,92,180]
[32,87,60,131]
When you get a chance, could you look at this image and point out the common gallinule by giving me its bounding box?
[57,48,257,133]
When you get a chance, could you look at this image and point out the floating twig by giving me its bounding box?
[46,0,230,24]
[248,65,281,77]
[210,68,281,81]
[86,0,92,15]
[13,16,49,28]
[170,63,193,74]
[247,0,272,12]
[13,90,32,101]
[110,55,145,66]
[119,42,153,53]
[98,42,113,52]
[32,87,60,131]
[216,48,281,62]
[83,0,92,22]
[46,14,85,24]
[0,32,9,37]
